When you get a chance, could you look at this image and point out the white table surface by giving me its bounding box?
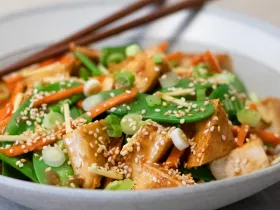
[0,0,279,210]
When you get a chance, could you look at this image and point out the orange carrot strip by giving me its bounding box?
[191,55,204,66]
[0,138,57,157]
[166,51,184,61]
[95,75,106,83]
[157,41,169,52]
[0,116,11,135]
[204,50,221,73]
[3,74,23,84]
[254,130,280,145]
[236,124,248,147]
[33,85,84,107]
[11,81,25,103]
[39,58,57,67]
[0,102,13,121]
[163,147,185,168]
[59,54,75,64]
[232,125,240,136]
[76,100,83,109]
[249,103,258,111]
[83,89,137,119]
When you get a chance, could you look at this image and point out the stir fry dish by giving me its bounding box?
[0,42,279,190]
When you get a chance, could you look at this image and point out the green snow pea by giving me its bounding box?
[70,107,84,119]
[180,164,215,182]
[108,93,215,124]
[0,153,38,182]
[209,84,230,100]
[33,151,74,185]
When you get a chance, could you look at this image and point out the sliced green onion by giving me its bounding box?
[125,44,142,57]
[153,54,163,64]
[196,88,206,101]
[107,53,125,65]
[75,51,101,76]
[42,147,65,167]
[249,92,259,103]
[104,115,122,137]
[237,109,261,127]
[194,64,209,78]
[79,67,90,81]
[159,72,179,88]
[105,179,134,190]
[42,111,64,130]
[100,46,127,67]
[121,114,142,135]
[145,95,161,107]
[82,94,104,111]
[114,71,135,88]
[97,64,109,75]
[223,99,244,116]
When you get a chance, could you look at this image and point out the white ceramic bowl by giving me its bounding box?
[0,1,280,210]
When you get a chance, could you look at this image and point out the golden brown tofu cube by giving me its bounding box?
[210,138,269,180]
[258,97,280,133]
[63,120,110,189]
[133,162,195,190]
[109,53,169,93]
[121,120,173,172]
[187,100,236,168]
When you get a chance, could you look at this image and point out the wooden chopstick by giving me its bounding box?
[35,0,160,58]
[0,0,204,76]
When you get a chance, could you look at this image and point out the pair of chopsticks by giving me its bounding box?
[0,0,207,76]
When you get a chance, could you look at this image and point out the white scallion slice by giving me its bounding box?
[83,79,102,97]
[42,111,64,130]
[170,128,189,151]
[42,147,66,167]
[121,114,142,135]
[82,94,104,111]
[159,72,179,88]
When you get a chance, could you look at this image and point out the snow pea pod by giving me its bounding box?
[209,84,230,100]
[33,151,74,185]
[108,93,215,124]
[0,153,38,182]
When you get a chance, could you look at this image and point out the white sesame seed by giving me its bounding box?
[155,109,161,112]
[210,126,214,132]
[222,135,227,141]
[180,119,185,124]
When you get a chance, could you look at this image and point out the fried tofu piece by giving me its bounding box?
[187,100,236,168]
[23,62,72,85]
[109,53,170,93]
[121,120,173,169]
[210,138,269,180]
[133,162,195,190]
[258,97,280,133]
[63,120,110,189]
[181,53,233,71]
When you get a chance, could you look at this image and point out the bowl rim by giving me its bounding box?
[0,0,280,199]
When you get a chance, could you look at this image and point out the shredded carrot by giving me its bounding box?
[39,58,57,67]
[191,55,204,66]
[203,50,221,73]
[0,137,57,157]
[232,125,240,136]
[254,130,280,145]
[76,100,83,109]
[157,41,169,52]
[95,75,106,83]
[0,102,13,121]
[163,147,185,168]
[236,124,248,147]
[81,89,137,120]
[11,81,25,103]
[33,85,84,107]
[3,74,23,84]
[249,103,258,111]
[59,54,75,64]
[0,116,11,135]
[166,51,183,61]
